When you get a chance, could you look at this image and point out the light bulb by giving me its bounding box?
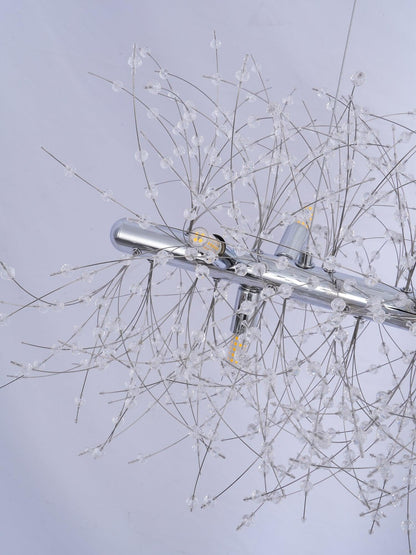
[188,227,225,257]
[227,334,248,366]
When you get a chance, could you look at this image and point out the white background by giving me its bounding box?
[1,1,416,554]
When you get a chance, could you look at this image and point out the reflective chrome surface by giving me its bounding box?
[110,219,186,255]
[275,222,309,259]
[111,218,416,330]
[231,285,261,334]
[296,251,314,269]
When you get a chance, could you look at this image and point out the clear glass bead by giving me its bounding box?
[210,38,222,49]
[145,80,161,95]
[351,71,366,86]
[1,264,15,280]
[331,298,346,312]
[147,107,159,119]
[278,284,293,299]
[195,265,209,278]
[135,149,149,162]
[160,157,173,169]
[128,54,142,69]
[138,46,151,58]
[64,165,75,177]
[401,519,415,532]
[111,80,123,92]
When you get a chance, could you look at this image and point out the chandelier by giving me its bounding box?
[2,33,416,552]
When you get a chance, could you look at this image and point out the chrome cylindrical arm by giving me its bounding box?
[111,218,416,330]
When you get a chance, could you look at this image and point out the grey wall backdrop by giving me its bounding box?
[1,1,415,554]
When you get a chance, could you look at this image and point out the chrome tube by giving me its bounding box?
[110,219,186,255]
[111,218,416,330]
[275,222,309,259]
[231,285,261,335]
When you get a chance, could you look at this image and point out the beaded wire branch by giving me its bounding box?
[2,32,416,552]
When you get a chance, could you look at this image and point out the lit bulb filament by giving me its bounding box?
[228,335,247,366]
[189,227,225,256]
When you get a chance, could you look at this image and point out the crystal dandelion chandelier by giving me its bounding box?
[2,30,416,552]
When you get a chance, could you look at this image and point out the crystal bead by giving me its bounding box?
[160,157,173,169]
[331,298,346,312]
[147,107,159,119]
[278,284,293,299]
[111,80,123,92]
[401,520,415,532]
[153,250,174,266]
[135,149,149,162]
[138,47,151,58]
[351,71,366,86]
[145,80,161,95]
[64,165,75,177]
[101,189,113,202]
[195,265,209,278]
[128,54,142,69]
[209,38,222,49]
